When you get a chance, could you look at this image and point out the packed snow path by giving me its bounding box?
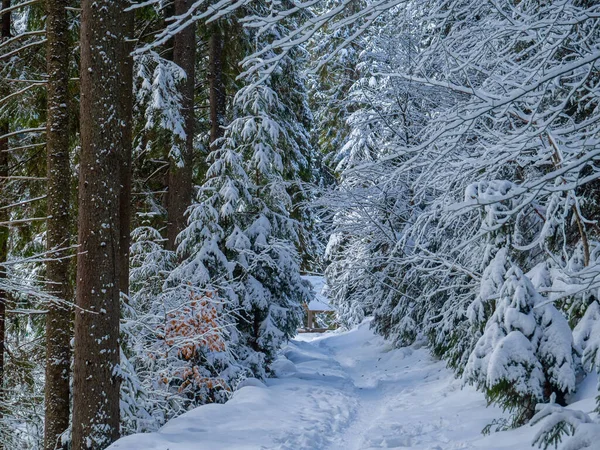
[110,321,566,450]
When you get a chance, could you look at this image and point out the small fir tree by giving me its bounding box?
[466,265,577,427]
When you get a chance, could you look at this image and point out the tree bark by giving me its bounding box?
[0,0,10,433]
[43,0,72,448]
[1,0,9,38]
[0,129,6,450]
[208,22,226,151]
[72,0,127,447]
[166,0,196,251]
[118,10,134,298]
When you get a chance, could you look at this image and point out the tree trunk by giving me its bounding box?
[0,128,6,447]
[43,0,72,448]
[72,0,126,447]
[118,10,134,298]
[208,22,226,151]
[166,0,196,251]
[0,0,10,433]
[1,0,9,38]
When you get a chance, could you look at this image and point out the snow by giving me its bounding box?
[303,275,334,311]
[486,330,543,397]
[107,319,569,450]
[574,301,600,372]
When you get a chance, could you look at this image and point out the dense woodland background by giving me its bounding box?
[1,0,600,449]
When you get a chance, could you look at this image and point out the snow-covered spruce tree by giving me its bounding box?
[465,265,577,427]
[432,177,546,374]
[164,16,313,380]
[428,179,529,373]
[134,51,187,158]
[530,250,600,450]
[265,34,322,271]
[171,101,307,378]
[130,48,188,231]
[532,250,600,450]
[532,245,600,449]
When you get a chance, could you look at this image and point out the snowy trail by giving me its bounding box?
[301,324,510,450]
[110,321,556,450]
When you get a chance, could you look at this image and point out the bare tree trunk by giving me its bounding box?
[119,10,134,298]
[166,0,196,251]
[0,98,7,441]
[44,0,72,447]
[208,22,226,151]
[72,0,126,447]
[0,0,10,433]
[1,0,8,38]
[0,129,6,445]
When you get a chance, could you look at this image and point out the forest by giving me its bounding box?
[1,0,600,449]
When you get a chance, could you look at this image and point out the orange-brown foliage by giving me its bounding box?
[155,290,230,396]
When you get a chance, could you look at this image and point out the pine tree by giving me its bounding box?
[168,14,314,378]
[118,6,134,298]
[208,20,226,152]
[0,3,10,443]
[466,265,577,427]
[43,0,72,447]
[166,0,196,251]
[72,0,131,446]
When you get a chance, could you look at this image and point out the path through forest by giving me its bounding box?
[110,319,555,449]
[294,322,530,450]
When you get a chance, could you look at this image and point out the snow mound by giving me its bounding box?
[269,357,297,378]
[235,377,266,389]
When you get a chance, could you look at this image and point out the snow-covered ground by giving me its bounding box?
[109,320,597,450]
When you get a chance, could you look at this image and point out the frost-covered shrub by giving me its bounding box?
[122,225,237,432]
[152,290,232,400]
